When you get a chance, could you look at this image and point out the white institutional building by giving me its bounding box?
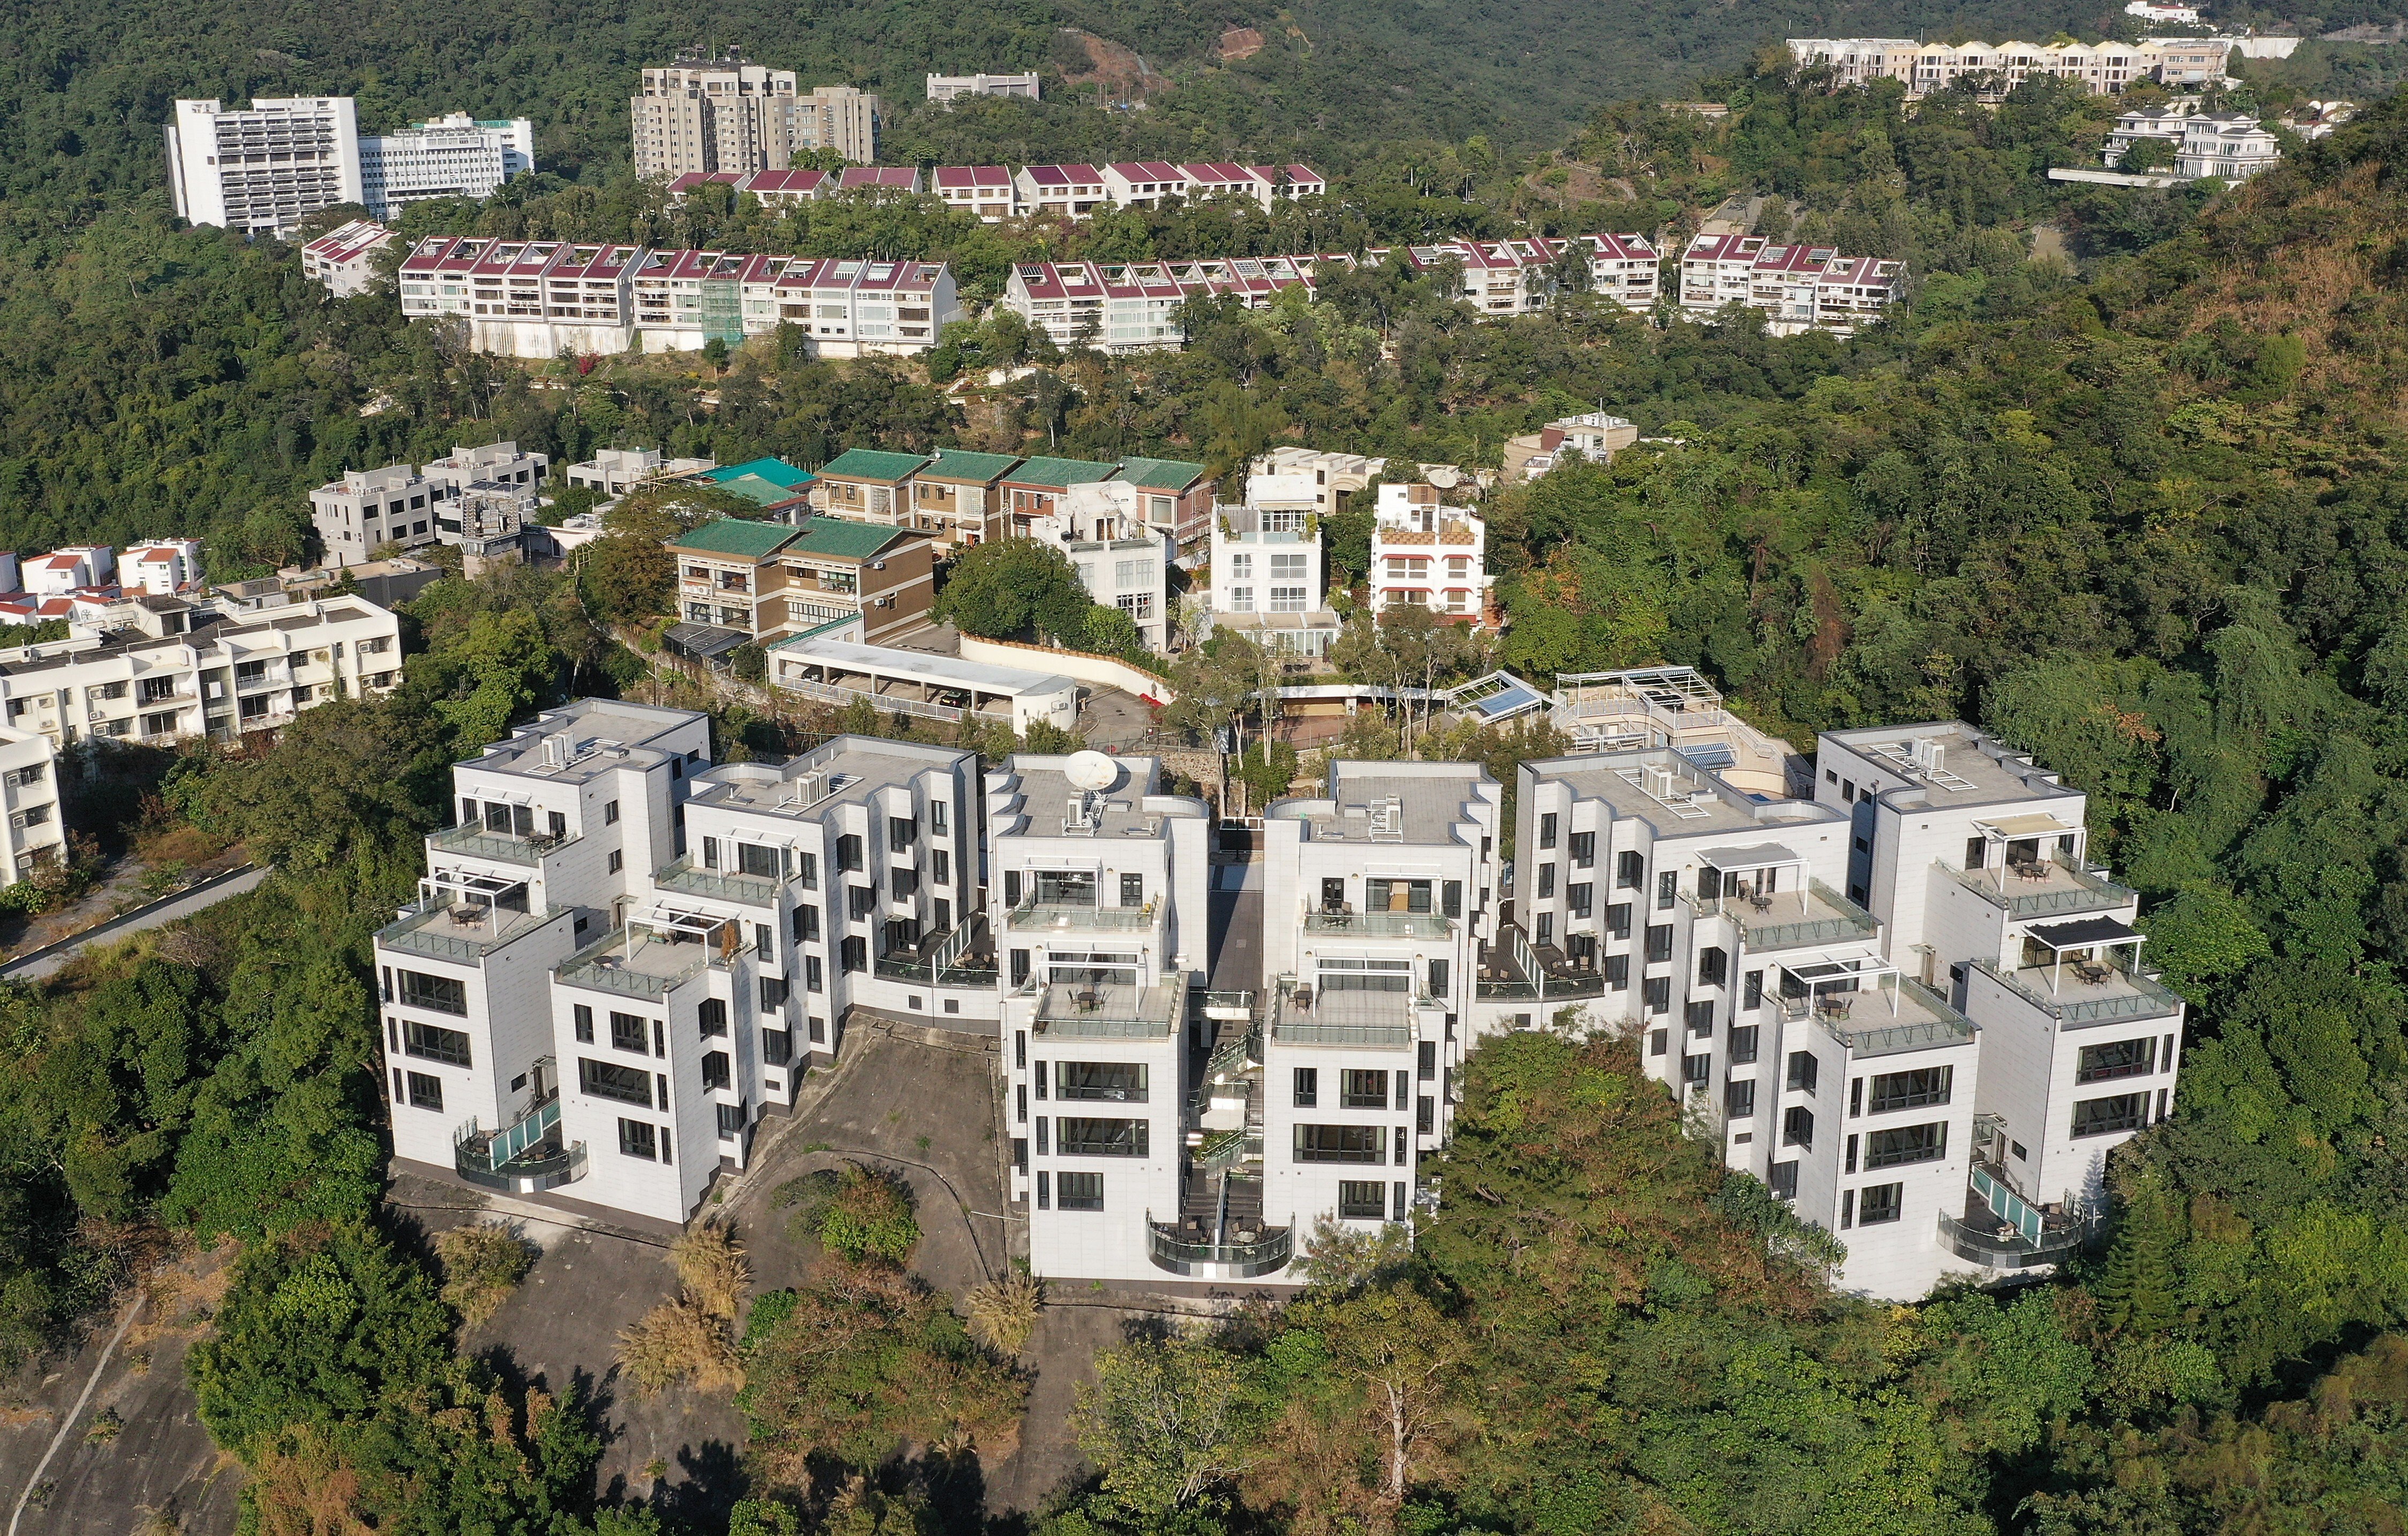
[360,114,536,217]
[167,97,363,237]
[384,688,2183,1297]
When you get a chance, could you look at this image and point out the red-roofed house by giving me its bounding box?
[837,166,923,193]
[1014,163,1107,217]
[742,168,829,208]
[1249,164,1326,201]
[932,165,1017,221]
[1679,232,1766,317]
[125,540,205,595]
[1179,161,1263,206]
[301,219,397,297]
[1103,161,1186,209]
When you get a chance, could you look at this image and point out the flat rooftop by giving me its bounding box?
[1277,764,1491,846]
[1527,750,1837,837]
[1824,722,2084,809]
[467,699,702,783]
[685,735,970,819]
[993,755,1199,839]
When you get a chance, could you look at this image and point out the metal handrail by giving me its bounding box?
[1302,910,1453,939]
[1006,902,1157,931]
[655,857,782,906]
[1973,959,2183,1024]
[1738,880,1880,950]
[1939,855,2138,918]
[1145,1216,1293,1278]
[432,822,578,866]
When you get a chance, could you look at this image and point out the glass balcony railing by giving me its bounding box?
[1302,910,1454,939]
[1146,1219,1293,1279]
[376,896,556,962]
[1942,857,2138,919]
[431,822,578,866]
[1005,903,1158,932]
[655,857,782,906]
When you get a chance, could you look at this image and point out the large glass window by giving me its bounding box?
[1862,1122,1947,1169]
[1340,1069,1388,1108]
[1856,1182,1904,1225]
[736,842,781,878]
[405,1071,444,1111]
[1033,869,1096,906]
[581,1057,653,1107]
[2071,1093,2147,1138]
[2076,1039,2156,1084]
[1295,1124,1386,1163]
[1867,1065,1953,1111]
[618,1119,659,1160]
[1057,1171,1104,1210]
[1782,1106,1815,1149]
[1054,1062,1149,1102]
[610,1011,650,1054]
[1055,1117,1148,1156]
[403,1020,471,1067]
[1316,957,1411,993]
[397,970,467,1016]
[1365,877,1433,914]
[1338,1181,1387,1219]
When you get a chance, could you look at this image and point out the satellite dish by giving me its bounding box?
[1425,465,1461,489]
[1064,750,1122,791]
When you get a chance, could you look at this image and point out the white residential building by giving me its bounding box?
[311,444,548,566]
[1485,669,2181,1300]
[564,448,715,498]
[165,97,364,237]
[301,219,398,296]
[1369,483,1491,624]
[993,753,1216,1281]
[2125,2,2202,22]
[2104,99,2205,164]
[931,166,1020,221]
[0,594,402,747]
[927,72,1040,104]
[22,547,113,596]
[2178,112,2282,180]
[1209,478,1339,657]
[0,725,65,886]
[1013,480,1171,653]
[1679,234,1904,336]
[123,540,205,595]
[1505,411,1640,479]
[1246,448,1386,517]
[359,114,536,217]
[1786,36,2239,97]
[376,705,987,1228]
[397,238,962,360]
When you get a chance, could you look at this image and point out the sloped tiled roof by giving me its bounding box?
[817,448,932,483]
[666,519,801,559]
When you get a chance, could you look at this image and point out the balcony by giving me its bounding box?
[1031,980,1181,1039]
[1270,979,1416,1049]
[1005,902,1158,933]
[1944,857,2138,920]
[874,915,995,986]
[1727,881,1879,951]
[1302,910,1453,940]
[656,857,782,906]
[452,1096,586,1193]
[432,822,578,867]
[377,895,557,963]
[1145,1218,1294,1280]
[1973,959,2183,1025]
[1778,977,1977,1058]
[1938,1164,2092,1269]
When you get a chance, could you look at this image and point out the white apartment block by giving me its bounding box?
[1787,36,2238,98]
[166,97,363,237]
[1486,669,2181,1300]
[376,705,986,1228]
[1679,234,1903,336]
[359,114,535,217]
[927,72,1040,104]
[398,238,961,360]
[1044,482,1171,652]
[1208,478,1339,657]
[0,594,402,747]
[993,753,1216,1280]
[631,53,880,176]
[123,540,205,595]
[301,219,397,296]
[311,443,548,566]
[1369,482,1490,624]
[2178,112,2282,180]
[0,725,65,886]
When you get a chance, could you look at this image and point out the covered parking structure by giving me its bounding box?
[765,635,1078,733]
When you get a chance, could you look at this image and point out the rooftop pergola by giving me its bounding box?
[1701,842,1808,917]
[1967,811,2084,890]
[1779,952,1908,1021]
[2019,915,2143,995]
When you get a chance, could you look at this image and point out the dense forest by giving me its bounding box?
[4,0,2408,1526]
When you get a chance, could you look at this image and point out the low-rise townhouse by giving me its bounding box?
[811,449,931,527]
[1369,483,1491,625]
[932,165,1018,221]
[665,518,936,645]
[301,218,398,297]
[1014,164,1109,218]
[902,449,1020,550]
[375,702,986,1228]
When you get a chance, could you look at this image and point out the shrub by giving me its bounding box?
[672,1222,750,1320]
[780,1163,920,1265]
[616,1295,742,1397]
[963,1272,1043,1357]
[433,1222,535,1327]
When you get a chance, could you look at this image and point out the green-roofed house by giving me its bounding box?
[811,448,931,530]
[1114,456,1219,551]
[773,518,936,646]
[906,448,1024,550]
[665,518,804,639]
[701,457,817,493]
[1000,456,1122,533]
